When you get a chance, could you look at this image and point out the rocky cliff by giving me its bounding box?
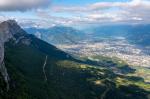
[0,20,26,90]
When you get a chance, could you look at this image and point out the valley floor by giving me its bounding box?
[57,37,150,82]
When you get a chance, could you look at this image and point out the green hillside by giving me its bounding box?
[0,34,149,99]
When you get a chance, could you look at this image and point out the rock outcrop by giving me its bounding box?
[0,20,26,90]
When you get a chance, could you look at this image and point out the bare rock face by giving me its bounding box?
[0,61,9,90]
[0,43,4,64]
[0,20,26,90]
[0,20,16,42]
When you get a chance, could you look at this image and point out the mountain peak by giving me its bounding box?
[0,20,26,42]
[2,20,17,25]
[0,20,18,30]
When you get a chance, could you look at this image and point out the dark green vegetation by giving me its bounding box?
[0,21,149,99]
[80,56,136,74]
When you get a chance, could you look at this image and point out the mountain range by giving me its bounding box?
[25,24,150,48]
[25,26,85,45]
[0,20,149,99]
[84,25,150,47]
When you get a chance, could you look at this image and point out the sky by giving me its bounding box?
[0,0,150,28]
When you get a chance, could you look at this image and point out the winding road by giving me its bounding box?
[43,55,48,81]
[100,84,110,99]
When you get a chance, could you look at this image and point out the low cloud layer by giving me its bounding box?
[0,0,50,11]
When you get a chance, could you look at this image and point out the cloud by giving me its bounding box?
[52,0,150,12]
[0,0,50,11]
[48,0,150,25]
[6,0,149,27]
[36,9,76,25]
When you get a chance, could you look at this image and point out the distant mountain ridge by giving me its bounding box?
[84,24,150,47]
[126,25,150,47]
[26,24,150,47]
[25,26,85,45]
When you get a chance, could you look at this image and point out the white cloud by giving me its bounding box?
[0,0,50,11]
[4,0,149,27]
[47,0,150,25]
[52,0,150,12]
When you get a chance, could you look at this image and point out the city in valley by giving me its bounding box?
[57,37,150,68]
[57,37,150,82]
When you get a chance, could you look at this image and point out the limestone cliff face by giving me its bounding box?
[0,20,26,90]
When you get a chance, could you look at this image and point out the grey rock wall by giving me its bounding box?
[0,20,21,90]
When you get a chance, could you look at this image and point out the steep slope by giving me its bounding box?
[0,20,149,99]
[25,26,85,45]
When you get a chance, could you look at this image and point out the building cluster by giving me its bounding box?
[57,39,150,67]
